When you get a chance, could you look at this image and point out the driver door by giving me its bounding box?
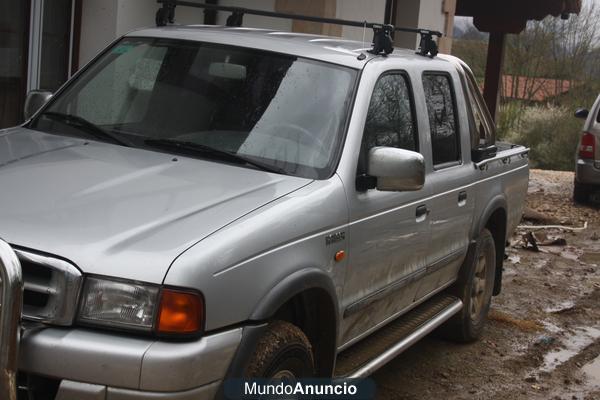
[341,71,432,345]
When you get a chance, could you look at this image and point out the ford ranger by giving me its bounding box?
[0,6,529,400]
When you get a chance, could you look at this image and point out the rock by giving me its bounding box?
[525,375,538,383]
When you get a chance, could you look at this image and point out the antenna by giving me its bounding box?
[155,0,443,57]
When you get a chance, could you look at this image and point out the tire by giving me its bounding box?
[573,180,591,204]
[440,228,496,342]
[245,320,315,379]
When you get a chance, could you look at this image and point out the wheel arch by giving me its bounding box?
[252,267,339,377]
[223,267,339,382]
[477,197,508,296]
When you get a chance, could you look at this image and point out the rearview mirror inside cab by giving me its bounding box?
[367,147,425,192]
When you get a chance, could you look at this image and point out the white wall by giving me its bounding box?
[216,0,292,32]
[79,0,118,67]
[78,0,289,67]
[391,0,447,50]
[336,0,387,42]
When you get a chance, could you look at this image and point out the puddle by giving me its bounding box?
[581,251,600,265]
[583,355,600,387]
[539,326,600,373]
[559,246,583,261]
[544,300,576,314]
[542,321,563,334]
[532,259,549,269]
[507,254,521,264]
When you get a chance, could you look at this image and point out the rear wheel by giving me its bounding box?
[245,320,315,379]
[441,228,496,342]
[573,180,591,204]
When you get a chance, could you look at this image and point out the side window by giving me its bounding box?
[362,73,417,154]
[464,70,494,148]
[422,73,460,166]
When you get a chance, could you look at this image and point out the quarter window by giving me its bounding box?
[423,74,460,166]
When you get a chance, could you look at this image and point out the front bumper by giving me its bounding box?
[19,326,242,399]
[54,379,220,400]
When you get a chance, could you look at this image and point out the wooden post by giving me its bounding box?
[483,32,505,122]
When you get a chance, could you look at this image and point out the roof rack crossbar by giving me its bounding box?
[155,0,442,57]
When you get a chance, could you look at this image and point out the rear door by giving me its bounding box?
[415,71,474,300]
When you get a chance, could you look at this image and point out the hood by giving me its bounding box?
[0,128,311,283]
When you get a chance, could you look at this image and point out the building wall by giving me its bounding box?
[336,0,387,42]
[392,0,454,53]
[79,0,118,67]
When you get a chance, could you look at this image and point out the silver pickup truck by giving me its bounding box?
[0,16,529,400]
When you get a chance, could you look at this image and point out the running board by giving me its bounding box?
[334,294,462,378]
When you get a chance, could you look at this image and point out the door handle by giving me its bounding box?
[458,191,467,204]
[416,205,429,220]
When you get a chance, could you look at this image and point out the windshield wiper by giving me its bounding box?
[40,112,131,147]
[144,138,285,174]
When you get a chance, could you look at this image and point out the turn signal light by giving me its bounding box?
[157,289,204,335]
[579,132,595,159]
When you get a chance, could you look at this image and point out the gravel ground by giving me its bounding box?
[373,169,600,400]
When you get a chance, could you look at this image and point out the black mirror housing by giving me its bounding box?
[23,90,53,121]
[574,108,589,119]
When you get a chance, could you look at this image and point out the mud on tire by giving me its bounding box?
[440,228,496,343]
[245,320,315,379]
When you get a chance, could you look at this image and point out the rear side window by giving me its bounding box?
[463,69,494,148]
[362,73,417,153]
[423,74,460,166]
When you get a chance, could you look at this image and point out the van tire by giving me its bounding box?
[573,180,591,204]
[245,320,315,379]
[441,228,496,342]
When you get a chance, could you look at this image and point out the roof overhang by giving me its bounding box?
[456,0,582,33]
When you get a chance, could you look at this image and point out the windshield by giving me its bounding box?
[30,37,357,179]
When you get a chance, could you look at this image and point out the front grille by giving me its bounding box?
[15,250,82,325]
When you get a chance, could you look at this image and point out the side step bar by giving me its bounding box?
[335,294,462,378]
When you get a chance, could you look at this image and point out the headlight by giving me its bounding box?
[78,276,204,336]
[78,276,159,332]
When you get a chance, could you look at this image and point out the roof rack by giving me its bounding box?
[155,0,442,58]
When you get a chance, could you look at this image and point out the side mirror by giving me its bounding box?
[368,147,425,191]
[23,90,52,120]
[574,108,589,119]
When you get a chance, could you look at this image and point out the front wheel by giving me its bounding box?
[441,228,496,342]
[245,320,315,379]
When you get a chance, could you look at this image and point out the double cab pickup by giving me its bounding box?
[0,20,528,400]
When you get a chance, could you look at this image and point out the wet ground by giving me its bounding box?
[374,169,600,400]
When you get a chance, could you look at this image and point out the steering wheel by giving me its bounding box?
[263,123,328,159]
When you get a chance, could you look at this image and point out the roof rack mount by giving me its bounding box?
[155,0,442,57]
